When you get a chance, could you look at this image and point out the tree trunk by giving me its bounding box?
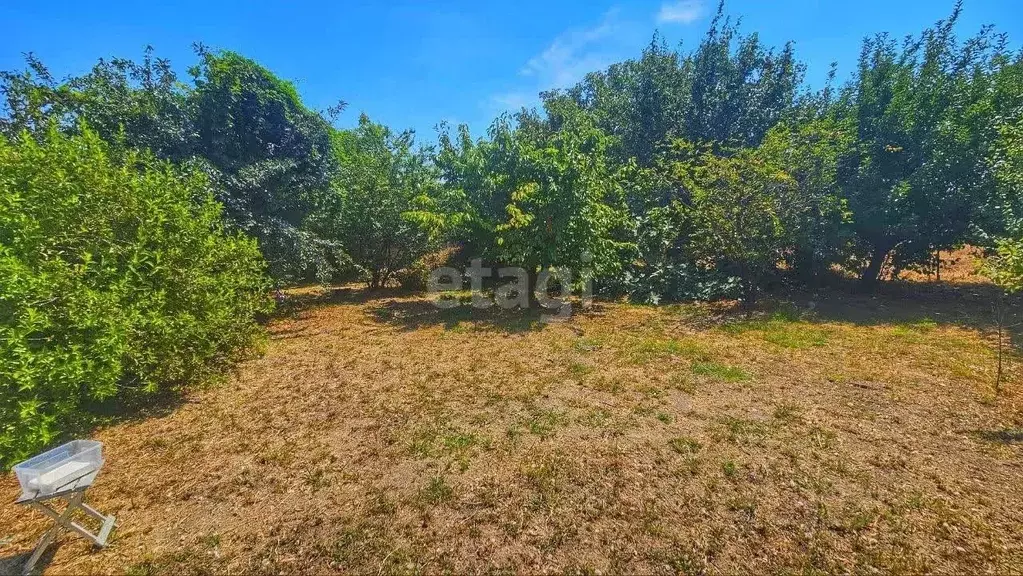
[741,283,757,311]
[527,267,540,309]
[858,241,893,292]
[739,265,758,311]
[996,291,1005,396]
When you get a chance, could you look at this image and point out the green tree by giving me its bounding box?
[683,6,803,150]
[438,104,633,300]
[436,118,523,266]
[988,112,1023,293]
[673,143,796,304]
[497,103,633,288]
[0,48,343,281]
[564,3,804,167]
[0,48,192,159]
[837,5,1005,288]
[312,115,446,289]
[758,118,853,282]
[187,49,341,280]
[0,126,272,466]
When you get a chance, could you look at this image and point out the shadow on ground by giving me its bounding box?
[276,285,413,317]
[0,542,60,575]
[363,296,611,334]
[972,429,1023,444]
[280,277,1022,349]
[704,276,1023,354]
[367,299,551,334]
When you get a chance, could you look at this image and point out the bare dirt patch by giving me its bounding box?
[2,282,1022,574]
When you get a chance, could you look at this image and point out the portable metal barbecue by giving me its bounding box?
[13,440,115,575]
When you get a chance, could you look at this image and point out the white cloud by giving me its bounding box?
[657,0,706,25]
[490,92,533,112]
[520,9,623,88]
[488,9,631,115]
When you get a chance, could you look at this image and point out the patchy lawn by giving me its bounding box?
[2,279,1023,574]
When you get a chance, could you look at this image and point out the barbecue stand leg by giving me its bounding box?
[79,503,116,546]
[22,492,83,575]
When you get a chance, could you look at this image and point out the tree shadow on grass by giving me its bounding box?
[276,285,413,318]
[972,429,1023,444]
[699,274,1023,360]
[808,278,1016,327]
[366,299,608,334]
[756,274,1013,330]
[55,391,192,449]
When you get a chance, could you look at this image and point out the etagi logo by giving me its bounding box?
[427,258,593,321]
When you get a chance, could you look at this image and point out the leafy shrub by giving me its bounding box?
[669,143,796,305]
[1,49,341,283]
[0,127,272,466]
[311,115,447,289]
[988,111,1023,293]
[758,119,852,282]
[614,201,740,303]
[436,102,634,297]
[395,247,458,291]
[991,238,1023,293]
[835,10,1005,288]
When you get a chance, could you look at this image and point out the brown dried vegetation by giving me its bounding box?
[3,267,1023,574]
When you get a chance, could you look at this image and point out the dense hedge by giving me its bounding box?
[0,127,273,466]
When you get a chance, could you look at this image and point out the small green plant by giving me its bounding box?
[574,337,602,352]
[669,436,702,454]
[525,408,567,438]
[568,361,594,377]
[442,432,484,452]
[578,408,612,428]
[629,337,706,364]
[200,533,221,549]
[420,476,454,505]
[691,361,750,382]
[722,417,768,443]
[722,460,738,478]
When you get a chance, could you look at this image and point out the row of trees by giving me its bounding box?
[4,5,1019,301]
[1,47,452,462]
[432,4,1023,304]
[2,2,1021,462]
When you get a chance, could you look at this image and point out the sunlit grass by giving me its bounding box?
[691,360,750,382]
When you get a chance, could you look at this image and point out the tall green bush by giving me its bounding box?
[758,118,853,281]
[310,115,446,289]
[438,103,633,296]
[1,48,343,282]
[0,127,272,466]
[989,114,1023,293]
[836,6,1005,288]
[672,142,797,304]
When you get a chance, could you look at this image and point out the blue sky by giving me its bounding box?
[1,0,1019,142]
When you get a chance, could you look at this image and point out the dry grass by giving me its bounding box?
[2,271,1023,574]
[895,246,990,285]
